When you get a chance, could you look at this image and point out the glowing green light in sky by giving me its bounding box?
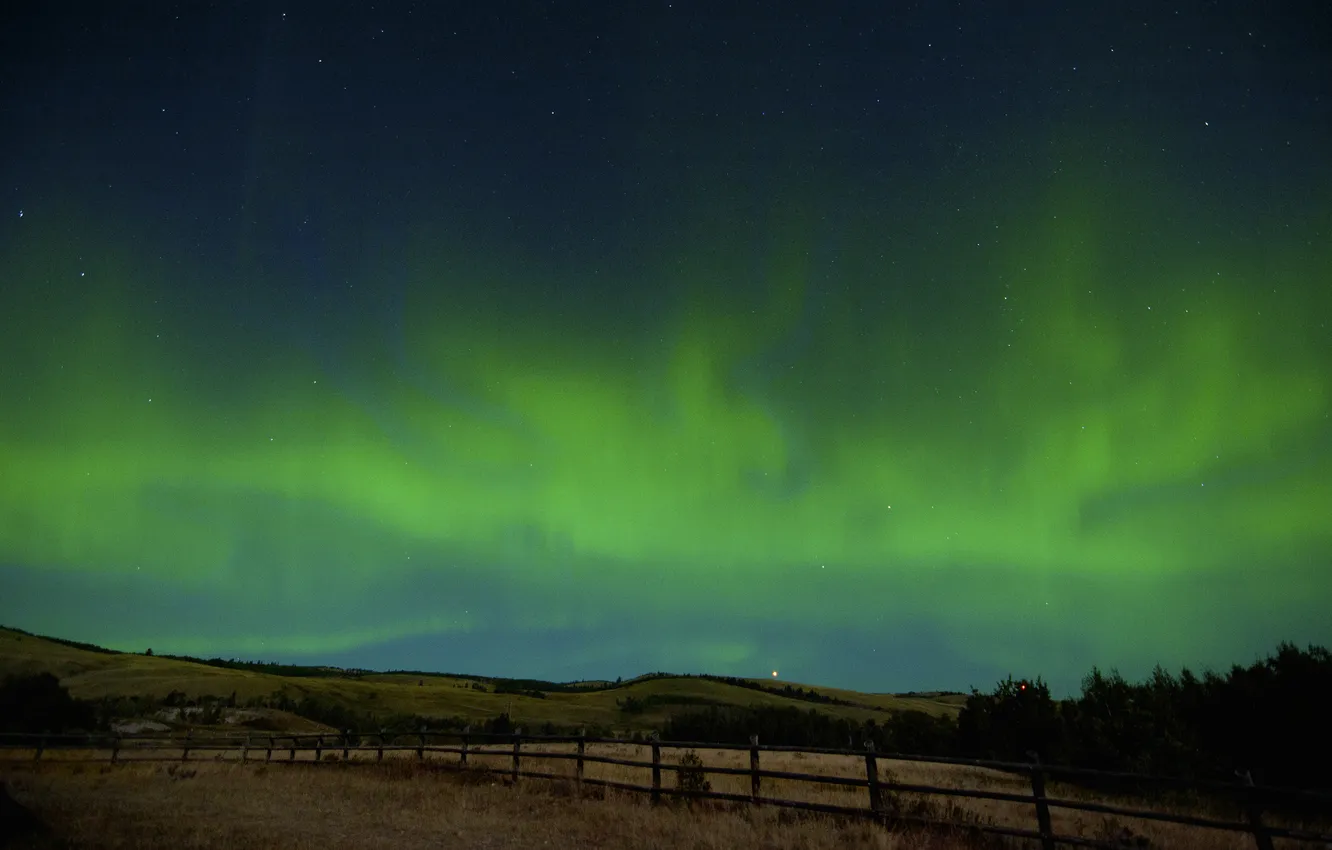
[1,168,1328,685]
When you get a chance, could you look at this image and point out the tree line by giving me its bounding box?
[662,642,1331,791]
[956,642,1331,789]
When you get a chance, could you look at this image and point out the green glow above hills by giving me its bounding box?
[1,169,1329,689]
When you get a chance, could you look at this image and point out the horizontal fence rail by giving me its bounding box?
[2,730,1330,850]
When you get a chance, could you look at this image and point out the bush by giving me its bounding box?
[676,750,711,794]
[195,701,224,725]
[0,673,98,733]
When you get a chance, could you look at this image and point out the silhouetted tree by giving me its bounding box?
[880,709,959,755]
[1049,643,1331,789]
[958,676,1063,762]
[0,673,97,733]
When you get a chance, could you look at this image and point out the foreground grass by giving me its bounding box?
[2,761,993,850]
[6,746,1319,849]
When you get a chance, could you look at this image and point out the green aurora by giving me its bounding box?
[2,157,1328,690]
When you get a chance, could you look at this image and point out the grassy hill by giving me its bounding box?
[0,626,963,733]
[733,678,968,715]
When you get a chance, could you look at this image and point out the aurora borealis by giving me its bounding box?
[1,2,1328,694]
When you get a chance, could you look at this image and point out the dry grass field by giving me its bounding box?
[731,679,970,716]
[5,741,1322,849]
[0,759,962,850]
[451,742,1317,849]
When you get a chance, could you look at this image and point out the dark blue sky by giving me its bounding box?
[1,1,1329,694]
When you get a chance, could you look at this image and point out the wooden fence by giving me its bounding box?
[3,729,1330,850]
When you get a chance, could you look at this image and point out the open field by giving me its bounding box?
[0,760,953,850]
[4,750,1323,850]
[733,678,970,716]
[6,739,1327,849]
[0,627,959,732]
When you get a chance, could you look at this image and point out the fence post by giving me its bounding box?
[377,730,385,762]
[576,728,585,793]
[864,741,881,818]
[35,734,46,762]
[460,726,469,766]
[289,736,296,762]
[1027,752,1055,850]
[749,734,761,803]
[417,727,426,762]
[266,735,273,763]
[315,735,323,762]
[343,730,350,762]
[111,734,121,765]
[182,732,191,763]
[241,734,249,764]
[651,738,662,804]
[1239,770,1276,850]
[511,728,522,783]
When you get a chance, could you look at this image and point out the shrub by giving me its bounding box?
[0,673,98,733]
[676,750,711,794]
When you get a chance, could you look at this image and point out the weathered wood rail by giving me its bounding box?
[3,730,1329,850]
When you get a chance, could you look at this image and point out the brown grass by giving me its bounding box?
[6,742,1323,849]
[496,743,1296,849]
[3,760,988,850]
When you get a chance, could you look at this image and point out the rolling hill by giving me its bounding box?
[0,626,963,733]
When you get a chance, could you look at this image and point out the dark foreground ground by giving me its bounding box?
[0,761,995,850]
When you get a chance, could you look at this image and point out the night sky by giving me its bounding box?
[1,2,1329,695]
